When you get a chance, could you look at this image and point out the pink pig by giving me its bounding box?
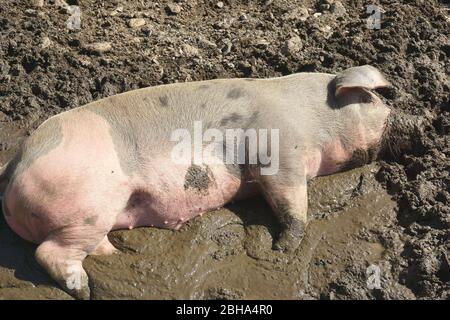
[1,65,407,299]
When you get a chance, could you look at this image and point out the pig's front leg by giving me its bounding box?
[257,166,308,253]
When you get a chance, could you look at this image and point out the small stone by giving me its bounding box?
[41,36,52,49]
[166,3,182,14]
[281,36,303,55]
[55,0,68,9]
[216,1,224,8]
[331,1,346,16]
[31,0,44,7]
[297,7,310,21]
[182,43,199,57]
[78,58,91,67]
[282,7,309,22]
[25,9,37,16]
[83,42,112,54]
[110,6,123,16]
[198,36,217,48]
[66,5,81,30]
[254,39,270,47]
[313,12,322,18]
[319,25,333,38]
[320,4,330,11]
[128,18,146,28]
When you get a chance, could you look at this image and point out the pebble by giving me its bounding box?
[254,39,270,47]
[182,44,199,57]
[41,36,52,49]
[166,3,182,14]
[331,1,346,16]
[128,18,146,28]
[55,0,68,9]
[24,9,37,16]
[282,7,309,22]
[239,14,248,21]
[198,36,217,48]
[281,36,302,55]
[110,6,123,16]
[216,1,224,8]
[320,4,330,11]
[31,0,44,7]
[83,42,112,54]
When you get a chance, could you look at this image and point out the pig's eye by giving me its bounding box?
[360,94,373,104]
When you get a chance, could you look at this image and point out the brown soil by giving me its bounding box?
[0,0,448,299]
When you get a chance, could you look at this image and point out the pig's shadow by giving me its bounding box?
[0,213,53,287]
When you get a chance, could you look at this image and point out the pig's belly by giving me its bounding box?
[113,165,256,231]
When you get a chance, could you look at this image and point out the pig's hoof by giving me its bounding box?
[62,265,90,300]
[273,232,300,253]
[273,221,305,253]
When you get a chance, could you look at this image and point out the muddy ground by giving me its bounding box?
[0,0,448,299]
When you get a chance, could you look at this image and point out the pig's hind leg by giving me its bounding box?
[256,163,308,253]
[35,223,115,300]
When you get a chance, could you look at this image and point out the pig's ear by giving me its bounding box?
[334,65,390,97]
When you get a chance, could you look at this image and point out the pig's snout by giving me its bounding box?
[379,110,428,160]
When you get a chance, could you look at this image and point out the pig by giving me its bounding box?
[0,65,403,299]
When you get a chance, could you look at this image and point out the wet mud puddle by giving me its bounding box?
[0,162,399,299]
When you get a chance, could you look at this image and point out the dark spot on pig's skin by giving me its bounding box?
[198,85,210,90]
[227,88,244,99]
[220,113,243,126]
[159,95,168,107]
[183,164,214,194]
[84,215,99,226]
[12,116,63,178]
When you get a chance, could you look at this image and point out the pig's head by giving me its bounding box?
[333,65,422,170]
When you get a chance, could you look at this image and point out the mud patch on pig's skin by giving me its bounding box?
[84,215,99,226]
[183,164,215,194]
[158,95,169,107]
[338,145,379,172]
[197,85,210,91]
[220,113,243,126]
[227,88,245,100]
